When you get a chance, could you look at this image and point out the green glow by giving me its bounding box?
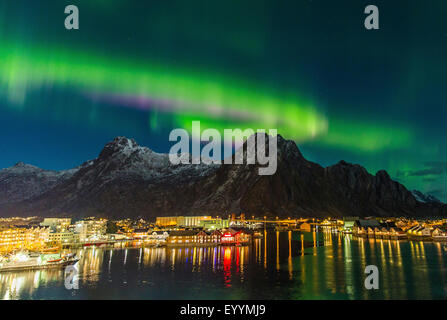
[318,117,413,152]
[0,41,327,141]
[0,40,412,153]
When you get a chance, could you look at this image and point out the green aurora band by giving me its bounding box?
[0,40,412,152]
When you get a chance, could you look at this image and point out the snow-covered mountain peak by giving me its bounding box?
[412,190,441,204]
[98,136,149,159]
[12,162,40,170]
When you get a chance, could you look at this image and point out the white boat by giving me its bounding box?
[0,251,79,273]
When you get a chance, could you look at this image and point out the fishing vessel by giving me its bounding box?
[0,251,79,273]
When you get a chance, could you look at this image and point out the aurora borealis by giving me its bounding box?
[0,0,446,200]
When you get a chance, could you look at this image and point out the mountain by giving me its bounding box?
[0,162,78,205]
[193,134,447,217]
[0,135,445,218]
[411,190,441,204]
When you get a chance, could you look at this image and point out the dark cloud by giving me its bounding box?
[408,168,443,176]
[397,161,447,177]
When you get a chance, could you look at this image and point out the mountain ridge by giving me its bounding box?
[0,135,445,218]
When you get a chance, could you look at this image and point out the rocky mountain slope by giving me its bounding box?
[0,162,78,205]
[0,135,445,218]
[411,190,441,204]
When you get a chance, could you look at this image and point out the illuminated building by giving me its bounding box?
[198,218,229,230]
[167,230,199,246]
[0,226,50,252]
[299,222,312,232]
[389,227,407,239]
[132,228,149,240]
[147,231,169,243]
[166,230,221,246]
[342,217,358,232]
[75,218,107,242]
[155,216,179,227]
[407,225,432,238]
[115,219,133,233]
[40,218,72,232]
[220,228,252,245]
[156,216,211,227]
[353,219,381,236]
[47,231,78,244]
[196,230,222,243]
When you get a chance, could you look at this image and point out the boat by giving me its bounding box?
[0,251,79,273]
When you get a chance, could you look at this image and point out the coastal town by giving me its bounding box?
[0,215,447,254]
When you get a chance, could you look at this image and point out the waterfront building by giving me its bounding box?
[132,228,149,240]
[374,227,382,238]
[380,227,390,239]
[47,231,78,244]
[389,227,407,239]
[353,219,380,236]
[220,228,252,244]
[166,229,223,246]
[166,230,200,246]
[409,226,432,237]
[75,218,108,242]
[342,217,358,232]
[0,226,50,252]
[147,231,169,243]
[195,230,222,244]
[299,222,312,232]
[195,231,211,243]
[210,230,222,242]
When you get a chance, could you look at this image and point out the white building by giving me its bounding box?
[47,231,79,244]
[147,231,169,242]
[40,218,72,232]
[75,218,107,242]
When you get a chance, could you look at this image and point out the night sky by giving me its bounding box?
[0,0,446,200]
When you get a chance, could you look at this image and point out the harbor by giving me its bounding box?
[1,230,447,300]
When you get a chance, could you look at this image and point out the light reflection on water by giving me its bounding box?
[1,231,447,300]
